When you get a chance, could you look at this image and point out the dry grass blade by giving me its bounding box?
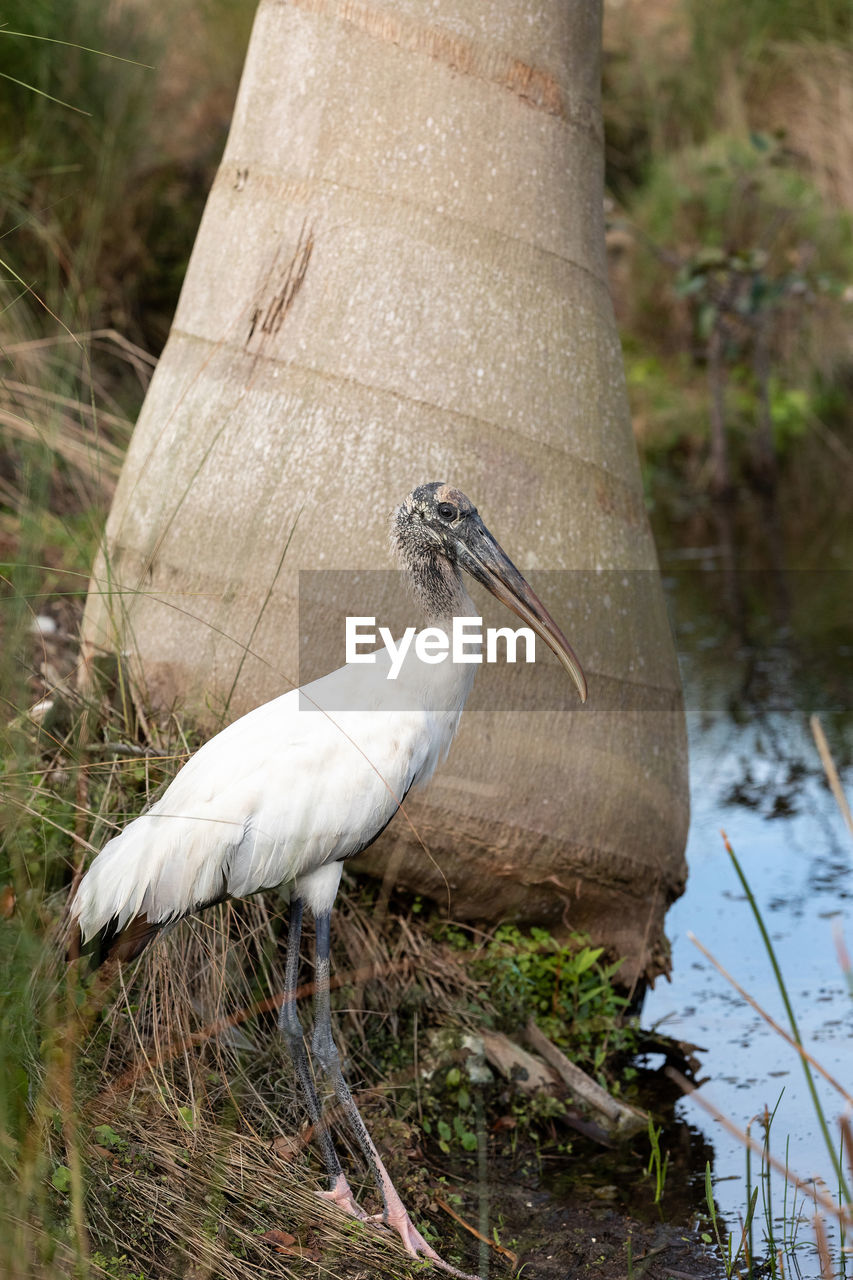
[5,794,100,856]
[812,1212,833,1280]
[82,1108,408,1280]
[0,407,125,488]
[3,329,155,367]
[810,714,853,845]
[98,956,403,1102]
[688,932,853,1107]
[1,379,131,436]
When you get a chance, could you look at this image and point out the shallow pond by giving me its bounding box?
[642,531,853,1269]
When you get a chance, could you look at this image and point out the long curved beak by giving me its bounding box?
[455,518,587,703]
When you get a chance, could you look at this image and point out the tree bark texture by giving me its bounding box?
[82,0,689,984]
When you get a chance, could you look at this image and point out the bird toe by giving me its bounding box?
[316,1173,369,1221]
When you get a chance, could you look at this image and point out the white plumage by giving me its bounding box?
[72,647,473,940]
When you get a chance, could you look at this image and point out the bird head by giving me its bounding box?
[393,483,587,702]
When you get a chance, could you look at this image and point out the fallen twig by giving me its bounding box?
[525,1018,647,1137]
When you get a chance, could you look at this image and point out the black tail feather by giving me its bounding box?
[76,913,164,968]
[70,888,229,969]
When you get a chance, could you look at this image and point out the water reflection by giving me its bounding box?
[643,542,852,1255]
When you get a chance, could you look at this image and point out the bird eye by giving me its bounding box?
[437,503,458,521]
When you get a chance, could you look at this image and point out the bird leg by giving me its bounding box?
[310,911,477,1278]
[277,897,365,1220]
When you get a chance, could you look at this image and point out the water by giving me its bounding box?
[642,555,853,1265]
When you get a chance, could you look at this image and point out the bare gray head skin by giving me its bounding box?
[392,482,587,702]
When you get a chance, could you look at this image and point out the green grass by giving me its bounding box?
[0,13,206,1267]
[441,921,638,1082]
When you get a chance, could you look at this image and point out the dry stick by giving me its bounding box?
[433,1194,518,1268]
[834,921,852,990]
[665,1068,852,1226]
[6,796,100,855]
[810,714,853,844]
[687,932,853,1108]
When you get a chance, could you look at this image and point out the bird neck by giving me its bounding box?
[397,554,479,719]
[408,548,471,625]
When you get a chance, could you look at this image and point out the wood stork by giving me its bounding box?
[70,482,586,1274]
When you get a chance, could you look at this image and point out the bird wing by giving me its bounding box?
[71,683,437,940]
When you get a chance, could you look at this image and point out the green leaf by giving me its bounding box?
[574,947,603,974]
[697,302,718,341]
[177,1105,194,1132]
[675,272,709,298]
[51,1165,71,1193]
[92,1123,123,1149]
[694,246,726,269]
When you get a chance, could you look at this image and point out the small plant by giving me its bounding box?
[92,1123,125,1151]
[705,1161,759,1279]
[421,1066,479,1155]
[467,923,638,1079]
[90,1253,147,1280]
[645,1116,669,1206]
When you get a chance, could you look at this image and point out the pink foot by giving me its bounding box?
[369,1204,480,1279]
[370,1203,440,1259]
[316,1152,479,1276]
[316,1172,369,1221]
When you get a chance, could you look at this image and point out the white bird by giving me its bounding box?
[70,482,586,1275]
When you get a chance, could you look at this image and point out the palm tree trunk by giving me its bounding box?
[81,0,688,985]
